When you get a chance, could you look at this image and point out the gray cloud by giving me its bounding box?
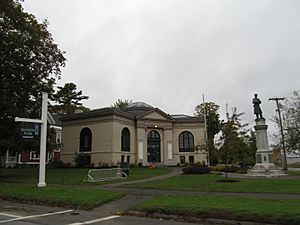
[23,0,300,136]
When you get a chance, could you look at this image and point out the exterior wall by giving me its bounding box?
[172,122,207,165]
[60,109,207,166]
[111,115,136,165]
[61,115,138,166]
[135,117,174,166]
[61,117,114,165]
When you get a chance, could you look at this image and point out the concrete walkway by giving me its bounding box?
[102,186,300,199]
[219,171,300,179]
[102,167,183,187]
[289,167,300,172]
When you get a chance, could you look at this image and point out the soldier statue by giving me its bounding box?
[252,94,263,119]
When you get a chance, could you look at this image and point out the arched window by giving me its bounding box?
[179,131,194,152]
[80,128,92,152]
[121,127,130,152]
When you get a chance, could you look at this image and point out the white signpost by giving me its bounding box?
[15,92,48,187]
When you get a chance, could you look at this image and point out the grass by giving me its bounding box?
[133,195,300,225]
[0,166,171,185]
[0,166,171,209]
[0,183,123,210]
[125,174,300,194]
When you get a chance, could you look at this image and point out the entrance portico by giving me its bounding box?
[147,130,161,163]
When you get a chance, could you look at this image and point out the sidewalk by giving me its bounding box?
[219,171,300,180]
[101,186,300,199]
[102,167,183,187]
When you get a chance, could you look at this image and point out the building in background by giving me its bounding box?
[286,150,300,165]
[60,102,207,166]
[0,113,62,167]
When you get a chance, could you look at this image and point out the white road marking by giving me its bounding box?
[67,215,121,225]
[0,212,21,218]
[0,209,73,224]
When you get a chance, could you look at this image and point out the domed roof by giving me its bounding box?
[127,102,153,108]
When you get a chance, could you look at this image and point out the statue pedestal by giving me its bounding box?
[247,118,285,177]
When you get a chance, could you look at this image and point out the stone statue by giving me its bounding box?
[252,94,263,119]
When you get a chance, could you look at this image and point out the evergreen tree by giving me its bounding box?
[51,83,89,115]
[112,99,132,109]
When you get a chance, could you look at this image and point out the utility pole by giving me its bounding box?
[269,97,287,171]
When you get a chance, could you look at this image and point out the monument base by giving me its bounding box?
[247,163,285,177]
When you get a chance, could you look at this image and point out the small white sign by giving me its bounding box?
[138,141,143,160]
[168,142,172,160]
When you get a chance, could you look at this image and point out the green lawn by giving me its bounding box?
[133,195,300,225]
[125,174,300,194]
[0,166,171,185]
[0,183,123,210]
[0,166,171,209]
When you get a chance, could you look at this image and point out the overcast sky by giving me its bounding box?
[22,0,300,137]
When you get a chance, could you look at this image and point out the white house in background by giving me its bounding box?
[286,150,300,165]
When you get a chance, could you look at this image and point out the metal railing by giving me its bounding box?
[86,167,127,182]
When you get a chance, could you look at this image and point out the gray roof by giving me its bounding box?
[127,102,153,108]
[171,114,204,123]
[60,104,204,123]
[60,107,135,122]
[120,101,154,117]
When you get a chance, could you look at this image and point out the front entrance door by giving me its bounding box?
[147,130,161,163]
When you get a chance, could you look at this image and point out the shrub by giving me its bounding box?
[49,160,71,168]
[182,162,210,174]
[73,153,91,168]
[224,165,240,173]
[210,164,248,173]
[210,164,226,172]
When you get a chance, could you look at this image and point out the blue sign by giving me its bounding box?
[20,124,40,139]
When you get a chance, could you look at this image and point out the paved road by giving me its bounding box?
[0,197,203,225]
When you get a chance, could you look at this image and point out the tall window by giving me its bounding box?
[80,128,92,152]
[121,127,130,152]
[179,131,194,152]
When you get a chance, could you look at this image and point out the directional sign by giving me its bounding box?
[20,123,40,139]
[15,92,48,187]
